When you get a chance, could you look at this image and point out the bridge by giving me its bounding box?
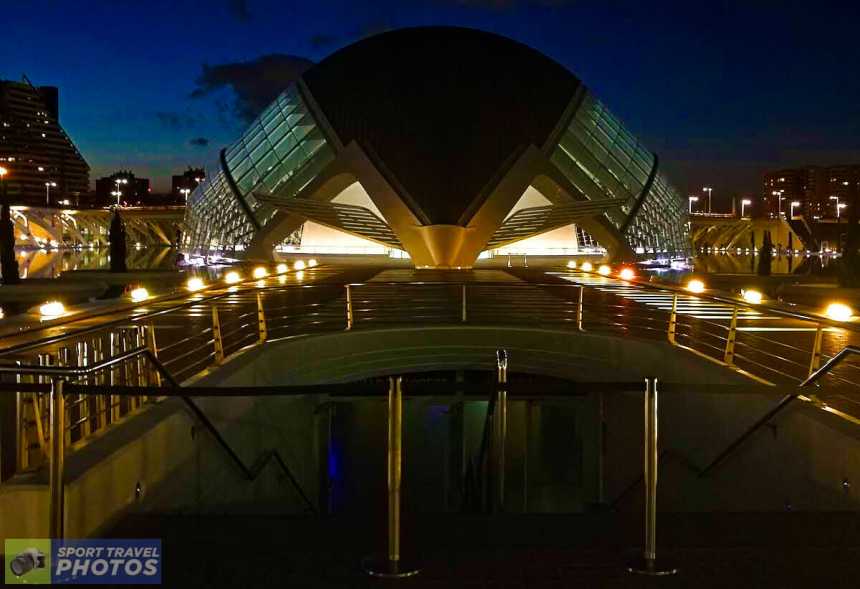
[9,205,185,248]
[1,262,858,583]
[689,213,816,252]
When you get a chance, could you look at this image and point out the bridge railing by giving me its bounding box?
[1,271,859,479]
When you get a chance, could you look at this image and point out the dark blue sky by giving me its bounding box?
[4,0,859,207]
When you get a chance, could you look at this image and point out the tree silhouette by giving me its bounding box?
[109,209,127,273]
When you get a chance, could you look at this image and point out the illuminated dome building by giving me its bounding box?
[183,27,689,267]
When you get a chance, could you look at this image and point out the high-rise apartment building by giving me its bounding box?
[763,165,860,220]
[0,77,90,206]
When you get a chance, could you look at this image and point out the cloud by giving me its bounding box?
[189,137,210,147]
[190,54,314,123]
[227,0,251,22]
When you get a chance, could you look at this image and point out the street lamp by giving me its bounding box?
[688,195,699,214]
[790,201,801,218]
[179,188,190,203]
[114,178,128,207]
[741,198,752,218]
[703,186,713,213]
[772,190,785,217]
[44,181,57,207]
[830,195,845,219]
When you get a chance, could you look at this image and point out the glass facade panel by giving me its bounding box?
[549,92,689,258]
[182,84,335,253]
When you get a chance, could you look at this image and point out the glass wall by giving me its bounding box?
[183,85,334,253]
[549,92,689,258]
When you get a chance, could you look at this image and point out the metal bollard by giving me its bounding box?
[667,294,678,345]
[628,378,677,575]
[145,324,161,388]
[49,379,65,539]
[363,377,420,578]
[495,349,508,512]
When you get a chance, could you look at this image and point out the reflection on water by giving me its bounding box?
[693,253,835,275]
[14,247,178,279]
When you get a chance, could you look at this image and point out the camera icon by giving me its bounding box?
[9,548,46,577]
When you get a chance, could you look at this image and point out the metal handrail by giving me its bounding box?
[698,345,860,476]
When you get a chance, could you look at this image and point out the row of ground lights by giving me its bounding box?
[37,260,319,320]
[567,261,854,322]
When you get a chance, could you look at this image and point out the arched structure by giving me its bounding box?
[183,27,689,267]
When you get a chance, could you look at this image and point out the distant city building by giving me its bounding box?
[171,167,205,202]
[0,77,90,206]
[95,170,150,207]
[763,165,860,220]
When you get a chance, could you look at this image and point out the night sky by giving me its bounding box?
[3,0,859,209]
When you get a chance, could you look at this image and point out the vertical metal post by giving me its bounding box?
[135,326,146,405]
[388,376,402,564]
[145,324,161,388]
[49,379,65,539]
[345,284,353,330]
[75,342,91,439]
[495,349,508,512]
[256,292,268,344]
[808,323,824,377]
[667,294,678,345]
[724,306,739,365]
[92,336,106,430]
[461,284,467,323]
[577,285,584,331]
[212,305,225,364]
[109,332,121,423]
[363,377,420,578]
[598,391,606,505]
[628,378,676,575]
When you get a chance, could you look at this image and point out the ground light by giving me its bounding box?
[825,302,853,322]
[276,263,288,274]
[253,266,268,279]
[619,267,635,281]
[39,301,65,319]
[308,259,318,267]
[186,277,205,292]
[580,261,593,272]
[597,264,611,276]
[130,287,149,302]
[294,260,306,271]
[224,271,241,284]
[566,260,577,269]
[686,279,706,294]
[741,289,763,304]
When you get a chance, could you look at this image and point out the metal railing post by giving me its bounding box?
[145,324,161,388]
[212,305,225,364]
[577,285,584,331]
[345,284,353,330]
[74,342,91,439]
[49,378,65,539]
[256,292,268,344]
[724,306,739,365]
[461,284,467,323]
[808,323,824,377]
[109,332,120,423]
[363,377,420,578]
[667,294,678,344]
[628,377,676,575]
[495,349,508,512]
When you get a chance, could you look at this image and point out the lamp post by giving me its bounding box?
[688,196,699,214]
[772,190,785,218]
[830,195,844,220]
[790,201,801,218]
[45,181,57,207]
[703,186,713,213]
[741,199,752,218]
[114,178,128,207]
[179,188,190,203]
